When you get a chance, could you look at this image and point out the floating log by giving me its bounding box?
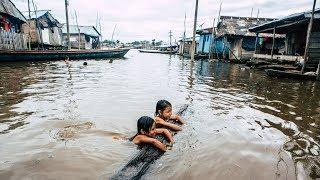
[265,69,317,80]
[110,105,189,180]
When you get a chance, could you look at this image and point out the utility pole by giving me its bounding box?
[218,2,222,22]
[74,10,80,50]
[169,30,173,53]
[65,0,71,50]
[301,0,317,73]
[251,7,254,18]
[111,24,117,42]
[182,13,186,55]
[99,17,102,49]
[191,0,199,61]
[257,9,260,19]
[27,0,31,50]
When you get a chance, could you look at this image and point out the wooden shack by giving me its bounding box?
[0,0,27,50]
[215,16,283,61]
[62,25,100,50]
[249,8,320,66]
[22,10,63,49]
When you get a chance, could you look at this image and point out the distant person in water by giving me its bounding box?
[130,116,174,152]
[154,100,186,131]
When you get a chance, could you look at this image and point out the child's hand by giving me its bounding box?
[171,114,186,124]
[165,141,174,150]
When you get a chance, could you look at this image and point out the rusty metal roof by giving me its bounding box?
[216,16,276,37]
[0,0,27,22]
[23,10,61,27]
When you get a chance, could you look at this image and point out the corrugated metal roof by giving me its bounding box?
[249,8,320,33]
[23,10,47,19]
[62,25,101,37]
[23,10,61,27]
[216,16,276,37]
[0,0,27,22]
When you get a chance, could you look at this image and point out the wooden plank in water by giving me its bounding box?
[110,105,189,180]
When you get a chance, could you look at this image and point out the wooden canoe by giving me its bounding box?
[265,69,317,80]
[0,49,130,62]
[139,49,177,54]
[110,105,189,180]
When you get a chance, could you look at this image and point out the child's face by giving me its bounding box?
[160,106,172,119]
[147,122,156,136]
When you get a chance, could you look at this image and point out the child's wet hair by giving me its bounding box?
[137,116,155,134]
[155,100,172,116]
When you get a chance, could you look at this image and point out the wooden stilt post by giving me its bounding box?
[254,33,259,54]
[271,26,276,60]
[301,0,317,73]
[209,18,216,59]
[27,0,31,50]
[316,60,320,81]
[191,0,199,61]
[65,0,71,50]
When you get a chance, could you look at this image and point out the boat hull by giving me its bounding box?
[0,49,130,62]
[139,49,177,54]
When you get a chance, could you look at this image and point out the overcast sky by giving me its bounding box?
[14,0,318,43]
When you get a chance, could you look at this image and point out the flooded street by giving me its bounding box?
[0,49,319,180]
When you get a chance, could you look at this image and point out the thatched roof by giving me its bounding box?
[0,0,27,22]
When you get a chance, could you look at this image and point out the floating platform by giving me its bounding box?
[139,49,177,54]
[110,105,189,180]
[265,69,318,81]
[0,49,130,62]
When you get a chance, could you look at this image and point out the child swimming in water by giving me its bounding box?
[130,116,174,152]
[154,100,186,131]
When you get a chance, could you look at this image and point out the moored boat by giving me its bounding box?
[0,49,130,62]
[139,49,177,54]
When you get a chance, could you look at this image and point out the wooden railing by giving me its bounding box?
[0,30,27,51]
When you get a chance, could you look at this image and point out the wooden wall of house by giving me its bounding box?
[0,30,27,50]
[22,21,62,47]
[307,31,320,65]
[22,20,40,43]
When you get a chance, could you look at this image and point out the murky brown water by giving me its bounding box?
[0,50,319,180]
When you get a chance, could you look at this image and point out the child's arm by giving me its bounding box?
[133,135,167,151]
[154,128,174,143]
[170,113,186,124]
[155,117,182,131]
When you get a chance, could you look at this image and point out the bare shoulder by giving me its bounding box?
[154,117,165,123]
[133,135,156,145]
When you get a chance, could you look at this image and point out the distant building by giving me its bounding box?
[0,0,27,50]
[62,25,100,50]
[22,10,63,49]
[250,9,320,66]
[178,37,198,55]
